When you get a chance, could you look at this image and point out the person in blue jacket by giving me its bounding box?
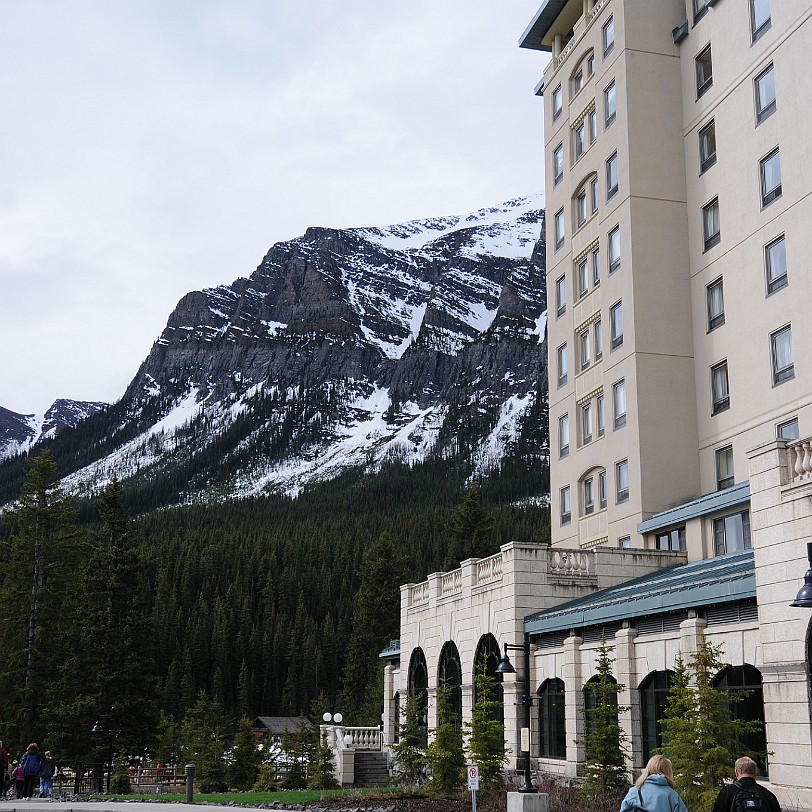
[619,755,689,812]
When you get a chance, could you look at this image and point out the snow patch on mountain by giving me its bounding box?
[470,394,533,479]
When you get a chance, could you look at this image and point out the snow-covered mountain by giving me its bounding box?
[0,400,108,462]
[1,195,548,506]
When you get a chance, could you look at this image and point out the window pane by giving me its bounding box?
[760,149,782,205]
[559,414,570,457]
[576,190,587,226]
[616,460,629,502]
[580,329,591,369]
[582,403,593,443]
[575,123,585,160]
[703,199,720,250]
[756,65,776,123]
[603,17,614,57]
[751,0,771,39]
[553,85,563,120]
[556,275,566,317]
[598,470,607,507]
[584,477,594,513]
[592,248,601,285]
[711,361,729,414]
[707,279,724,330]
[557,344,568,386]
[555,209,565,250]
[777,418,799,441]
[696,46,713,96]
[597,395,605,436]
[716,446,734,490]
[606,153,618,198]
[605,82,616,126]
[553,144,563,184]
[609,226,620,272]
[594,320,603,359]
[766,236,787,294]
[610,302,623,349]
[699,120,716,173]
[590,176,599,213]
[588,108,597,144]
[613,380,626,428]
[561,487,571,525]
[771,326,793,384]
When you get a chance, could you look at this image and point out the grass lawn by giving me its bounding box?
[106,786,405,805]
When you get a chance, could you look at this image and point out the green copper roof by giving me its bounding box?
[524,550,756,636]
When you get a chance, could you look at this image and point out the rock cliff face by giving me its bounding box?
[4,196,548,505]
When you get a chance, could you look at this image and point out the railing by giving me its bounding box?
[476,552,503,584]
[787,438,812,483]
[441,569,462,597]
[409,581,429,606]
[549,549,591,576]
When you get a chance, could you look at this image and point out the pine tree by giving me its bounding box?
[178,691,228,792]
[393,694,426,786]
[0,449,78,745]
[230,717,261,790]
[307,729,340,790]
[465,667,507,792]
[579,636,629,803]
[660,637,763,812]
[424,681,465,796]
[443,486,496,569]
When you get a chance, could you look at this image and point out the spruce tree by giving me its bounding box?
[424,681,466,796]
[178,691,228,792]
[393,694,426,786]
[307,729,340,790]
[465,666,507,791]
[660,637,763,812]
[443,486,496,569]
[230,717,261,790]
[579,636,629,803]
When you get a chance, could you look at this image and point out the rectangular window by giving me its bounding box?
[703,198,720,251]
[771,325,794,384]
[574,122,586,161]
[559,414,570,458]
[596,394,605,437]
[552,84,563,121]
[618,535,631,549]
[610,301,623,350]
[616,459,629,503]
[699,120,716,173]
[716,445,734,490]
[581,402,593,445]
[760,148,782,206]
[555,275,566,318]
[603,16,614,57]
[579,327,591,370]
[604,81,616,127]
[777,417,799,441]
[588,108,597,145]
[606,152,618,199]
[557,343,568,387]
[594,319,603,360]
[577,258,589,299]
[583,477,595,515]
[656,527,686,552]
[576,188,587,228]
[693,0,712,23]
[707,278,724,331]
[696,45,713,97]
[711,361,730,414]
[608,226,620,273]
[587,53,595,77]
[553,143,564,186]
[765,235,787,294]
[573,68,584,96]
[598,470,607,509]
[592,247,601,286]
[751,0,771,41]
[613,379,626,429]
[714,510,751,555]
[554,208,565,251]
[590,176,599,214]
[755,64,776,124]
[560,486,571,526]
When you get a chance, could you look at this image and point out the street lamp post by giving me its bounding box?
[497,631,536,794]
[790,541,812,608]
[92,713,116,794]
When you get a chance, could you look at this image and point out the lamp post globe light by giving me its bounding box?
[497,632,536,794]
[790,541,812,608]
[92,713,116,794]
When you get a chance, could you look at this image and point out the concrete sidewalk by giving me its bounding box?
[0,804,243,812]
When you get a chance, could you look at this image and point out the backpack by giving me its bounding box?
[732,781,764,812]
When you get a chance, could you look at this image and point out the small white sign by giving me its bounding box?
[468,765,480,791]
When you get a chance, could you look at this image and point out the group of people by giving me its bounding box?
[619,755,781,812]
[0,741,57,799]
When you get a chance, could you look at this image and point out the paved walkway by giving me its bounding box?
[0,804,241,812]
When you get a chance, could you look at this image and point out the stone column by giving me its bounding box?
[563,632,583,774]
[614,624,639,768]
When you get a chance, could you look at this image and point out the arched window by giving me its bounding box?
[714,665,767,774]
[583,673,619,736]
[538,677,566,759]
[438,641,463,727]
[408,648,429,746]
[473,634,504,725]
[640,670,673,762]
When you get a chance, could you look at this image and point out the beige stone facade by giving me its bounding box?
[384,2,812,809]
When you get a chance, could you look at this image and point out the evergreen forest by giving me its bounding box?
[0,446,549,768]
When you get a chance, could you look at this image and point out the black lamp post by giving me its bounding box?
[790,542,812,608]
[496,631,536,794]
[92,712,116,794]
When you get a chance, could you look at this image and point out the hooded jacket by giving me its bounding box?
[619,774,689,812]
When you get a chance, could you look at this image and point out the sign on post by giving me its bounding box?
[468,765,479,812]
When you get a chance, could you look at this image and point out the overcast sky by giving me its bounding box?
[1,1,549,416]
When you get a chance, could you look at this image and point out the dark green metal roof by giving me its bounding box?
[519,0,570,51]
[524,550,756,636]
[379,639,400,661]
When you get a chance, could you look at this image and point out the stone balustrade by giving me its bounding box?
[477,551,503,584]
[549,549,591,576]
[787,437,812,483]
[440,568,462,597]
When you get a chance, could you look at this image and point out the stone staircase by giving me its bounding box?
[352,750,389,787]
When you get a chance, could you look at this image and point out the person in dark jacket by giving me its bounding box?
[39,751,56,798]
[619,755,689,812]
[712,756,781,812]
[20,743,43,798]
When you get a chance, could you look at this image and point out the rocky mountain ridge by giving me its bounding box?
[1,195,548,507]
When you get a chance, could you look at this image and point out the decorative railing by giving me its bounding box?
[441,569,462,597]
[341,727,382,750]
[409,581,429,606]
[555,0,608,68]
[549,549,591,576]
[788,438,812,483]
[476,552,503,585]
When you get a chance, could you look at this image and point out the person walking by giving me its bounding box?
[620,755,689,812]
[12,762,24,799]
[712,756,781,812]
[20,743,43,798]
[39,751,56,798]
[0,742,9,797]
